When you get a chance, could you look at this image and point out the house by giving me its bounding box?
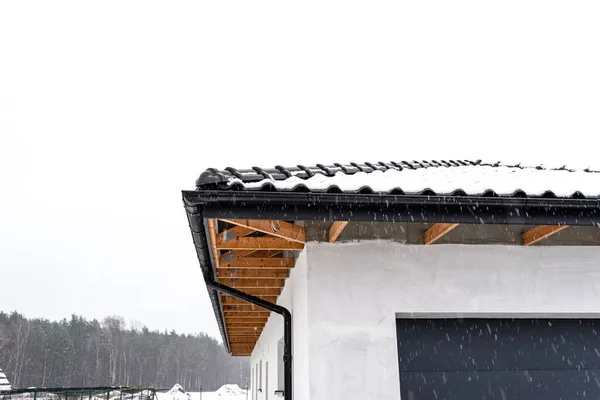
[182,160,600,400]
[0,368,12,391]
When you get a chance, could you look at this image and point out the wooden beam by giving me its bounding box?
[227,333,261,338]
[224,311,271,317]
[230,345,256,351]
[219,278,285,288]
[216,237,304,251]
[226,322,267,327]
[219,257,295,269]
[522,225,569,246]
[223,250,284,259]
[227,327,263,332]
[221,295,278,305]
[225,317,269,323]
[424,223,459,245]
[216,269,290,279]
[227,324,264,329]
[328,221,348,243]
[228,287,282,296]
[230,349,254,354]
[218,225,255,243]
[207,219,220,268]
[221,219,306,243]
[223,304,269,312]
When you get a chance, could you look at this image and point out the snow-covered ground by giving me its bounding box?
[156,385,248,400]
[158,393,247,400]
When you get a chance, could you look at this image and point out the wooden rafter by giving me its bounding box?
[424,223,459,245]
[225,315,269,321]
[224,311,270,317]
[207,219,220,268]
[522,225,569,246]
[221,219,306,243]
[221,295,278,305]
[328,221,348,243]
[216,269,290,278]
[216,236,304,251]
[230,345,258,350]
[205,219,305,356]
[227,333,261,338]
[218,225,256,242]
[219,278,284,288]
[227,327,263,332]
[228,338,259,343]
[219,257,295,269]
[226,322,268,327]
[221,250,283,260]
[223,304,269,312]
[224,288,282,296]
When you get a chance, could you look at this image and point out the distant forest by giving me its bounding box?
[0,312,249,391]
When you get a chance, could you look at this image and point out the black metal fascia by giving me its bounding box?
[184,202,293,400]
[183,191,600,226]
[184,204,230,353]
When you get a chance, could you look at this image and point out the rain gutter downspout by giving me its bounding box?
[184,206,292,400]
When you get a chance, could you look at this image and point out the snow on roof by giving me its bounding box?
[196,161,600,198]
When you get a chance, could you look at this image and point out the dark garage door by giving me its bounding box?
[397,318,600,400]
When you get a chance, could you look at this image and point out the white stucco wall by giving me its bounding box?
[251,241,600,400]
[250,249,309,400]
[306,241,600,400]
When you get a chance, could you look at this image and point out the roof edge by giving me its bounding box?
[184,204,230,353]
[183,190,600,226]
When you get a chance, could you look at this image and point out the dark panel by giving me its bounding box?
[397,319,600,372]
[401,370,600,400]
[397,318,600,399]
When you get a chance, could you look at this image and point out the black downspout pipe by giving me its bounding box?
[184,206,293,400]
[204,280,293,400]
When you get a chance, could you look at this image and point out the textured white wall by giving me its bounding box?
[306,241,600,400]
[250,250,309,400]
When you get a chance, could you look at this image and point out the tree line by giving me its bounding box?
[0,312,249,391]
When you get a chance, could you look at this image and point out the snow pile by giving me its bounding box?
[0,368,12,391]
[165,385,191,400]
[214,384,246,396]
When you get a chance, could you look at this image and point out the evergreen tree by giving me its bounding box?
[0,312,249,391]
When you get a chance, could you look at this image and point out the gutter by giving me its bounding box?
[183,191,600,226]
[184,204,293,400]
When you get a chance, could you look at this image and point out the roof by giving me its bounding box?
[196,160,600,199]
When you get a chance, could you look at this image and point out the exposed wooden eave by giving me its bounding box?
[216,269,290,278]
[215,236,304,251]
[424,223,459,245]
[218,257,295,269]
[522,225,569,246]
[220,219,306,243]
[221,294,279,305]
[207,219,220,268]
[328,221,348,243]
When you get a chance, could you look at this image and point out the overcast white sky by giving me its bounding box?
[1,1,599,339]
